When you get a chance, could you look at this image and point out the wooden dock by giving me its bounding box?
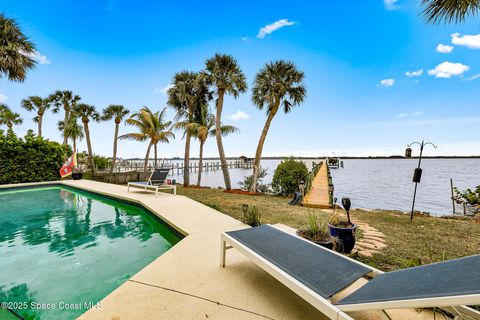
[302,161,333,209]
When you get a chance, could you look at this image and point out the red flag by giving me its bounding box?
[60,153,77,178]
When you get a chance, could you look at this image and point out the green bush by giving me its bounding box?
[94,155,111,170]
[241,204,261,227]
[272,158,309,196]
[238,167,270,193]
[0,130,70,184]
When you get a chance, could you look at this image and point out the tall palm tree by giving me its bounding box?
[20,95,52,137]
[0,14,37,82]
[421,0,480,23]
[71,103,99,174]
[177,105,238,187]
[167,71,210,186]
[120,107,175,172]
[101,105,130,173]
[50,90,81,145]
[0,104,23,132]
[149,108,175,169]
[59,116,84,153]
[202,53,247,190]
[250,60,306,193]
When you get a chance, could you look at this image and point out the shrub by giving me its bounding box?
[271,158,309,196]
[238,167,270,193]
[0,130,70,184]
[93,155,111,170]
[241,204,261,227]
[453,185,480,215]
[297,211,330,242]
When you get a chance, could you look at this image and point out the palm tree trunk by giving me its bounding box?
[154,143,158,169]
[73,137,77,154]
[110,123,119,174]
[83,121,95,174]
[251,104,279,193]
[63,107,69,145]
[144,142,152,172]
[197,140,204,187]
[37,114,43,138]
[215,92,231,190]
[183,130,191,186]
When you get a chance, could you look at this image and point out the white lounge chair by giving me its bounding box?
[220,225,480,320]
[127,169,176,197]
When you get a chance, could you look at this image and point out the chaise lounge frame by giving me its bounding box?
[220,225,480,320]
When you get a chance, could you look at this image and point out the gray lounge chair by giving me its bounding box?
[127,168,176,197]
[220,225,480,320]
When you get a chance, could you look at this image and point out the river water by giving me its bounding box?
[159,158,479,216]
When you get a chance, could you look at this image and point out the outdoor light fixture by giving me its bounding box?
[341,197,352,225]
[406,140,437,222]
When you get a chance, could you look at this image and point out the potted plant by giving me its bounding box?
[328,197,356,254]
[297,212,335,250]
[72,165,83,180]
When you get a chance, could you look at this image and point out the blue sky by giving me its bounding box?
[1,0,479,158]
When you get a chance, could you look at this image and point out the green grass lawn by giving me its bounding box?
[176,185,480,271]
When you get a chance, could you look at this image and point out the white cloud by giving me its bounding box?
[395,111,422,119]
[229,110,250,121]
[257,19,296,39]
[466,73,480,81]
[0,94,7,103]
[436,44,454,53]
[154,84,173,95]
[379,78,395,87]
[384,0,399,10]
[451,33,480,49]
[21,50,50,64]
[405,69,423,77]
[428,61,470,78]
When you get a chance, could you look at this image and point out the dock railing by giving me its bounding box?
[304,161,322,196]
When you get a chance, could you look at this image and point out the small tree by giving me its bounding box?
[272,158,309,196]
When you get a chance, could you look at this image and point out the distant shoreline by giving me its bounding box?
[123,155,480,161]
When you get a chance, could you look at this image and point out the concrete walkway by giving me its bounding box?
[302,162,331,208]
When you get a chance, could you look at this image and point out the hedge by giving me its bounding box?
[0,130,70,184]
[272,158,309,196]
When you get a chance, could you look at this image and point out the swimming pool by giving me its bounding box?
[0,185,182,320]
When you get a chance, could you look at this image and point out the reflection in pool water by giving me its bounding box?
[0,186,181,320]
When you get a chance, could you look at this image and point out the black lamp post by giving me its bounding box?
[341,197,352,225]
[406,140,437,222]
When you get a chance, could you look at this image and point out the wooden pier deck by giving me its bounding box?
[302,161,332,209]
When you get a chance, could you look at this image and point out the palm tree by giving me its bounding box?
[0,14,37,82]
[0,104,23,132]
[177,105,238,186]
[59,116,84,153]
[71,103,99,174]
[20,96,52,137]
[167,71,210,186]
[250,60,306,193]
[421,0,480,23]
[101,105,130,173]
[50,90,81,145]
[120,107,175,172]
[202,53,247,190]
[149,108,175,169]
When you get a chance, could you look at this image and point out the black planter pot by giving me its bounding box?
[72,172,83,180]
[328,223,357,254]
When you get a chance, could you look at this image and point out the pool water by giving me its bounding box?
[0,185,181,320]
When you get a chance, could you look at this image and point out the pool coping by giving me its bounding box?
[2,180,334,319]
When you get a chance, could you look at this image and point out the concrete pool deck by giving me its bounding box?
[1,180,440,319]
